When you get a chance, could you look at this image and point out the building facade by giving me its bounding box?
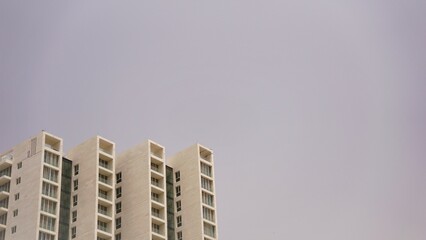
[0,131,218,240]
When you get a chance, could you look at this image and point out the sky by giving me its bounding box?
[1,1,426,239]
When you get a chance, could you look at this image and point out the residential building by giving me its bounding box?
[0,131,218,240]
[115,140,167,240]
[168,144,218,240]
[0,131,66,240]
[66,136,116,240]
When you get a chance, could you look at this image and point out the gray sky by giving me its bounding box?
[1,1,426,239]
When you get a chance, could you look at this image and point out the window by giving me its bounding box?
[73,179,78,191]
[176,186,181,197]
[115,233,121,240]
[41,198,57,214]
[11,226,16,234]
[99,173,109,184]
[99,189,108,200]
[99,159,109,169]
[74,164,79,175]
[116,187,122,198]
[176,200,182,212]
[40,214,56,231]
[116,217,121,229]
[151,177,160,187]
[151,192,160,202]
[43,166,58,182]
[73,195,78,206]
[98,204,108,215]
[15,193,20,201]
[201,177,213,192]
[71,226,76,238]
[200,162,212,177]
[203,206,215,222]
[175,171,181,182]
[13,209,18,217]
[152,223,160,234]
[0,167,11,179]
[116,172,122,183]
[152,207,160,218]
[72,211,77,222]
[116,202,122,214]
[0,213,6,225]
[97,220,108,231]
[42,182,58,198]
[177,231,183,240]
[16,177,21,185]
[203,222,216,238]
[44,151,59,167]
[17,162,22,169]
[202,192,214,207]
[177,216,182,227]
[151,162,159,172]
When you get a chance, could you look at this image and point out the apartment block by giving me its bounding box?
[115,140,167,240]
[0,132,66,240]
[168,144,218,240]
[66,136,116,240]
[0,132,218,240]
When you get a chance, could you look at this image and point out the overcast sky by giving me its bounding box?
[1,1,426,239]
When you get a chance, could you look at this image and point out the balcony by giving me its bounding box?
[0,183,9,193]
[151,176,164,189]
[0,198,8,213]
[199,146,212,163]
[201,177,214,193]
[98,188,112,203]
[96,233,112,240]
[151,162,161,173]
[98,173,112,186]
[150,142,164,159]
[98,204,112,218]
[152,234,166,240]
[0,220,5,230]
[202,191,215,207]
[200,162,213,178]
[0,154,12,171]
[0,168,11,186]
[99,158,113,172]
[44,151,59,168]
[151,190,164,205]
[0,212,6,229]
[44,134,61,152]
[203,222,216,238]
[99,138,114,156]
[203,206,215,223]
[97,219,112,235]
[151,208,161,219]
[151,220,166,238]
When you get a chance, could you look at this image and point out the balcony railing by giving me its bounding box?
[97,222,108,232]
[0,214,7,225]
[99,159,112,170]
[0,183,10,193]
[99,175,110,185]
[151,178,161,188]
[0,198,8,208]
[152,223,161,234]
[98,206,109,216]
[0,168,11,178]
[151,163,160,173]
[98,190,110,201]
